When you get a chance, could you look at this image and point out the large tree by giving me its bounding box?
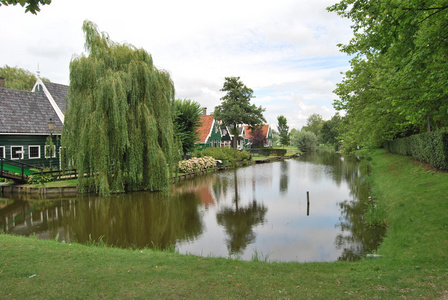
[174,99,202,158]
[320,113,342,148]
[277,115,290,147]
[214,76,265,152]
[0,0,51,14]
[328,0,448,152]
[62,21,178,195]
[0,65,49,91]
[302,113,324,140]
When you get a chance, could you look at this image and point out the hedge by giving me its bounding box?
[384,128,448,171]
[250,148,287,157]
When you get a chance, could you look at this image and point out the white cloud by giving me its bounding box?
[0,0,352,129]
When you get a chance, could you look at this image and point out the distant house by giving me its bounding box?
[244,125,273,148]
[195,108,222,150]
[221,125,246,150]
[0,75,67,169]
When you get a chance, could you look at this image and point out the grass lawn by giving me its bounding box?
[1,149,447,299]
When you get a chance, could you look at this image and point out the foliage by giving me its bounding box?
[62,21,179,195]
[320,113,342,148]
[247,126,266,148]
[328,1,448,152]
[0,65,50,91]
[276,115,290,146]
[293,131,318,152]
[174,99,203,158]
[193,147,250,165]
[301,113,324,140]
[0,0,50,14]
[28,173,54,184]
[214,77,266,152]
[178,156,216,174]
[384,128,448,170]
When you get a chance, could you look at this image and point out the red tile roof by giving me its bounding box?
[196,115,215,143]
[244,125,270,139]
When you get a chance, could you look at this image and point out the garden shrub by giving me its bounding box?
[178,156,216,174]
[293,131,318,152]
[193,147,250,165]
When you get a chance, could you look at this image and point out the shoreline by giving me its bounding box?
[0,153,300,197]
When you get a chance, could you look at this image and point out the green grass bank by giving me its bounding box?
[1,149,447,299]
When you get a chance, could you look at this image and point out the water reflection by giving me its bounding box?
[0,150,385,262]
[216,170,267,256]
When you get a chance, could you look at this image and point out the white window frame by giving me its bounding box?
[11,146,24,160]
[45,145,56,158]
[0,146,4,159]
[28,145,41,159]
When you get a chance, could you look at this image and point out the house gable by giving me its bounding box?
[196,114,222,146]
[32,78,67,123]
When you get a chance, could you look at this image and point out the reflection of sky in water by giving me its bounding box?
[1,153,375,262]
[177,157,356,262]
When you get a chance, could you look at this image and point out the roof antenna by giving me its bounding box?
[37,63,41,78]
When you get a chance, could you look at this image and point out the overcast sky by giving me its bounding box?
[0,0,352,130]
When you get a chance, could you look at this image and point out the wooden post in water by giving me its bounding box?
[307,191,310,216]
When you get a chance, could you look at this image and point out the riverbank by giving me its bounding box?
[1,149,447,298]
[0,152,300,196]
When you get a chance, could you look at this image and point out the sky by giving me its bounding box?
[0,0,353,130]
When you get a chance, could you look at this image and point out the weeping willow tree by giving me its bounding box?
[62,21,179,195]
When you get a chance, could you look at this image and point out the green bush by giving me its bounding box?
[384,128,448,171]
[293,131,318,152]
[28,174,54,184]
[193,147,250,166]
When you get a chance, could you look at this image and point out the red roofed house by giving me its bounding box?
[195,108,222,150]
[244,125,273,148]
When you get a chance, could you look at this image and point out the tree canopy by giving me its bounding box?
[0,0,51,14]
[277,115,290,146]
[328,0,448,152]
[301,113,324,140]
[0,65,49,91]
[214,77,265,151]
[62,21,178,195]
[174,99,202,158]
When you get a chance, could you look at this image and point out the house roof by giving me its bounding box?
[244,125,270,139]
[44,82,69,114]
[0,82,66,135]
[196,115,215,144]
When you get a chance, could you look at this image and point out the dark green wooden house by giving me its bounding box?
[0,76,67,170]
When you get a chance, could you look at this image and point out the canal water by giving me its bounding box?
[0,150,385,262]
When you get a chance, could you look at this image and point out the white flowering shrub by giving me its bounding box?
[178,156,217,174]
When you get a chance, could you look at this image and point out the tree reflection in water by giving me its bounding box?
[216,170,267,256]
[297,150,386,261]
[1,150,386,262]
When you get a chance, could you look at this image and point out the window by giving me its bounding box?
[0,146,4,159]
[11,146,24,159]
[45,145,56,158]
[29,145,40,159]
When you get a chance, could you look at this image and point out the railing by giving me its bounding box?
[0,158,43,182]
[37,169,78,181]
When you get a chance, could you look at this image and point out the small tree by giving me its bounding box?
[214,77,265,153]
[249,126,266,148]
[277,115,290,147]
[302,113,324,141]
[174,99,202,158]
[294,131,318,152]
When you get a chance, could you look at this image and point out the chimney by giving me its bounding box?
[202,107,207,116]
[0,76,4,88]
